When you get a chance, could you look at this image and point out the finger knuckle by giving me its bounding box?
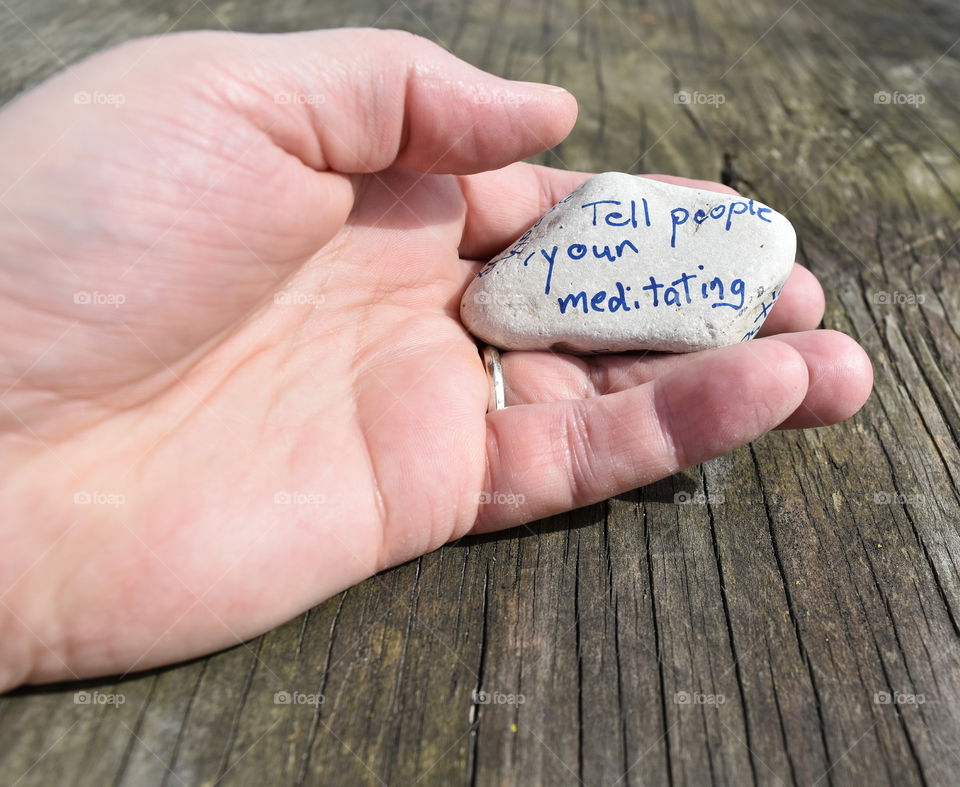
[557,402,603,502]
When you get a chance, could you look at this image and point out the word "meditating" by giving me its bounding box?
[528,241,747,315]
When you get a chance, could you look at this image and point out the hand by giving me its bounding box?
[0,28,872,690]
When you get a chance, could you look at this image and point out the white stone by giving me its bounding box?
[460,172,796,353]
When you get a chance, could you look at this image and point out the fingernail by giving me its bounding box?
[512,80,570,94]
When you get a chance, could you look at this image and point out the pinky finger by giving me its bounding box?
[476,339,809,533]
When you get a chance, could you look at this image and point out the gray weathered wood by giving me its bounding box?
[1,0,960,784]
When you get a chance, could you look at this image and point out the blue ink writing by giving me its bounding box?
[540,246,558,294]
[581,199,652,229]
[565,272,744,314]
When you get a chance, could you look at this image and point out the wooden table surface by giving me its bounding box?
[2,0,959,784]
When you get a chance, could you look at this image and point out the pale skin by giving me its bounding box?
[0,28,873,692]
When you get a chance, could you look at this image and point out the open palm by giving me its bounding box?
[0,29,871,690]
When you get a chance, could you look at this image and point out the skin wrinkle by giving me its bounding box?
[196,44,327,170]
[318,33,409,174]
[587,355,616,397]
[0,611,32,689]
[150,94,267,176]
[349,300,485,560]
[355,361,442,569]
[7,173,345,414]
[0,318,237,440]
[396,53,415,168]
[557,398,604,511]
[454,176,487,256]
[650,375,690,476]
[11,476,108,685]
[350,292,390,570]
[742,344,809,435]
[358,416,390,574]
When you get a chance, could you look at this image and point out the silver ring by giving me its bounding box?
[482,345,505,412]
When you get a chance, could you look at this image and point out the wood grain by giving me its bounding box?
[1,0,959,784]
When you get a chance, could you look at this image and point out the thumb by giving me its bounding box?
[197,28,578,175]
